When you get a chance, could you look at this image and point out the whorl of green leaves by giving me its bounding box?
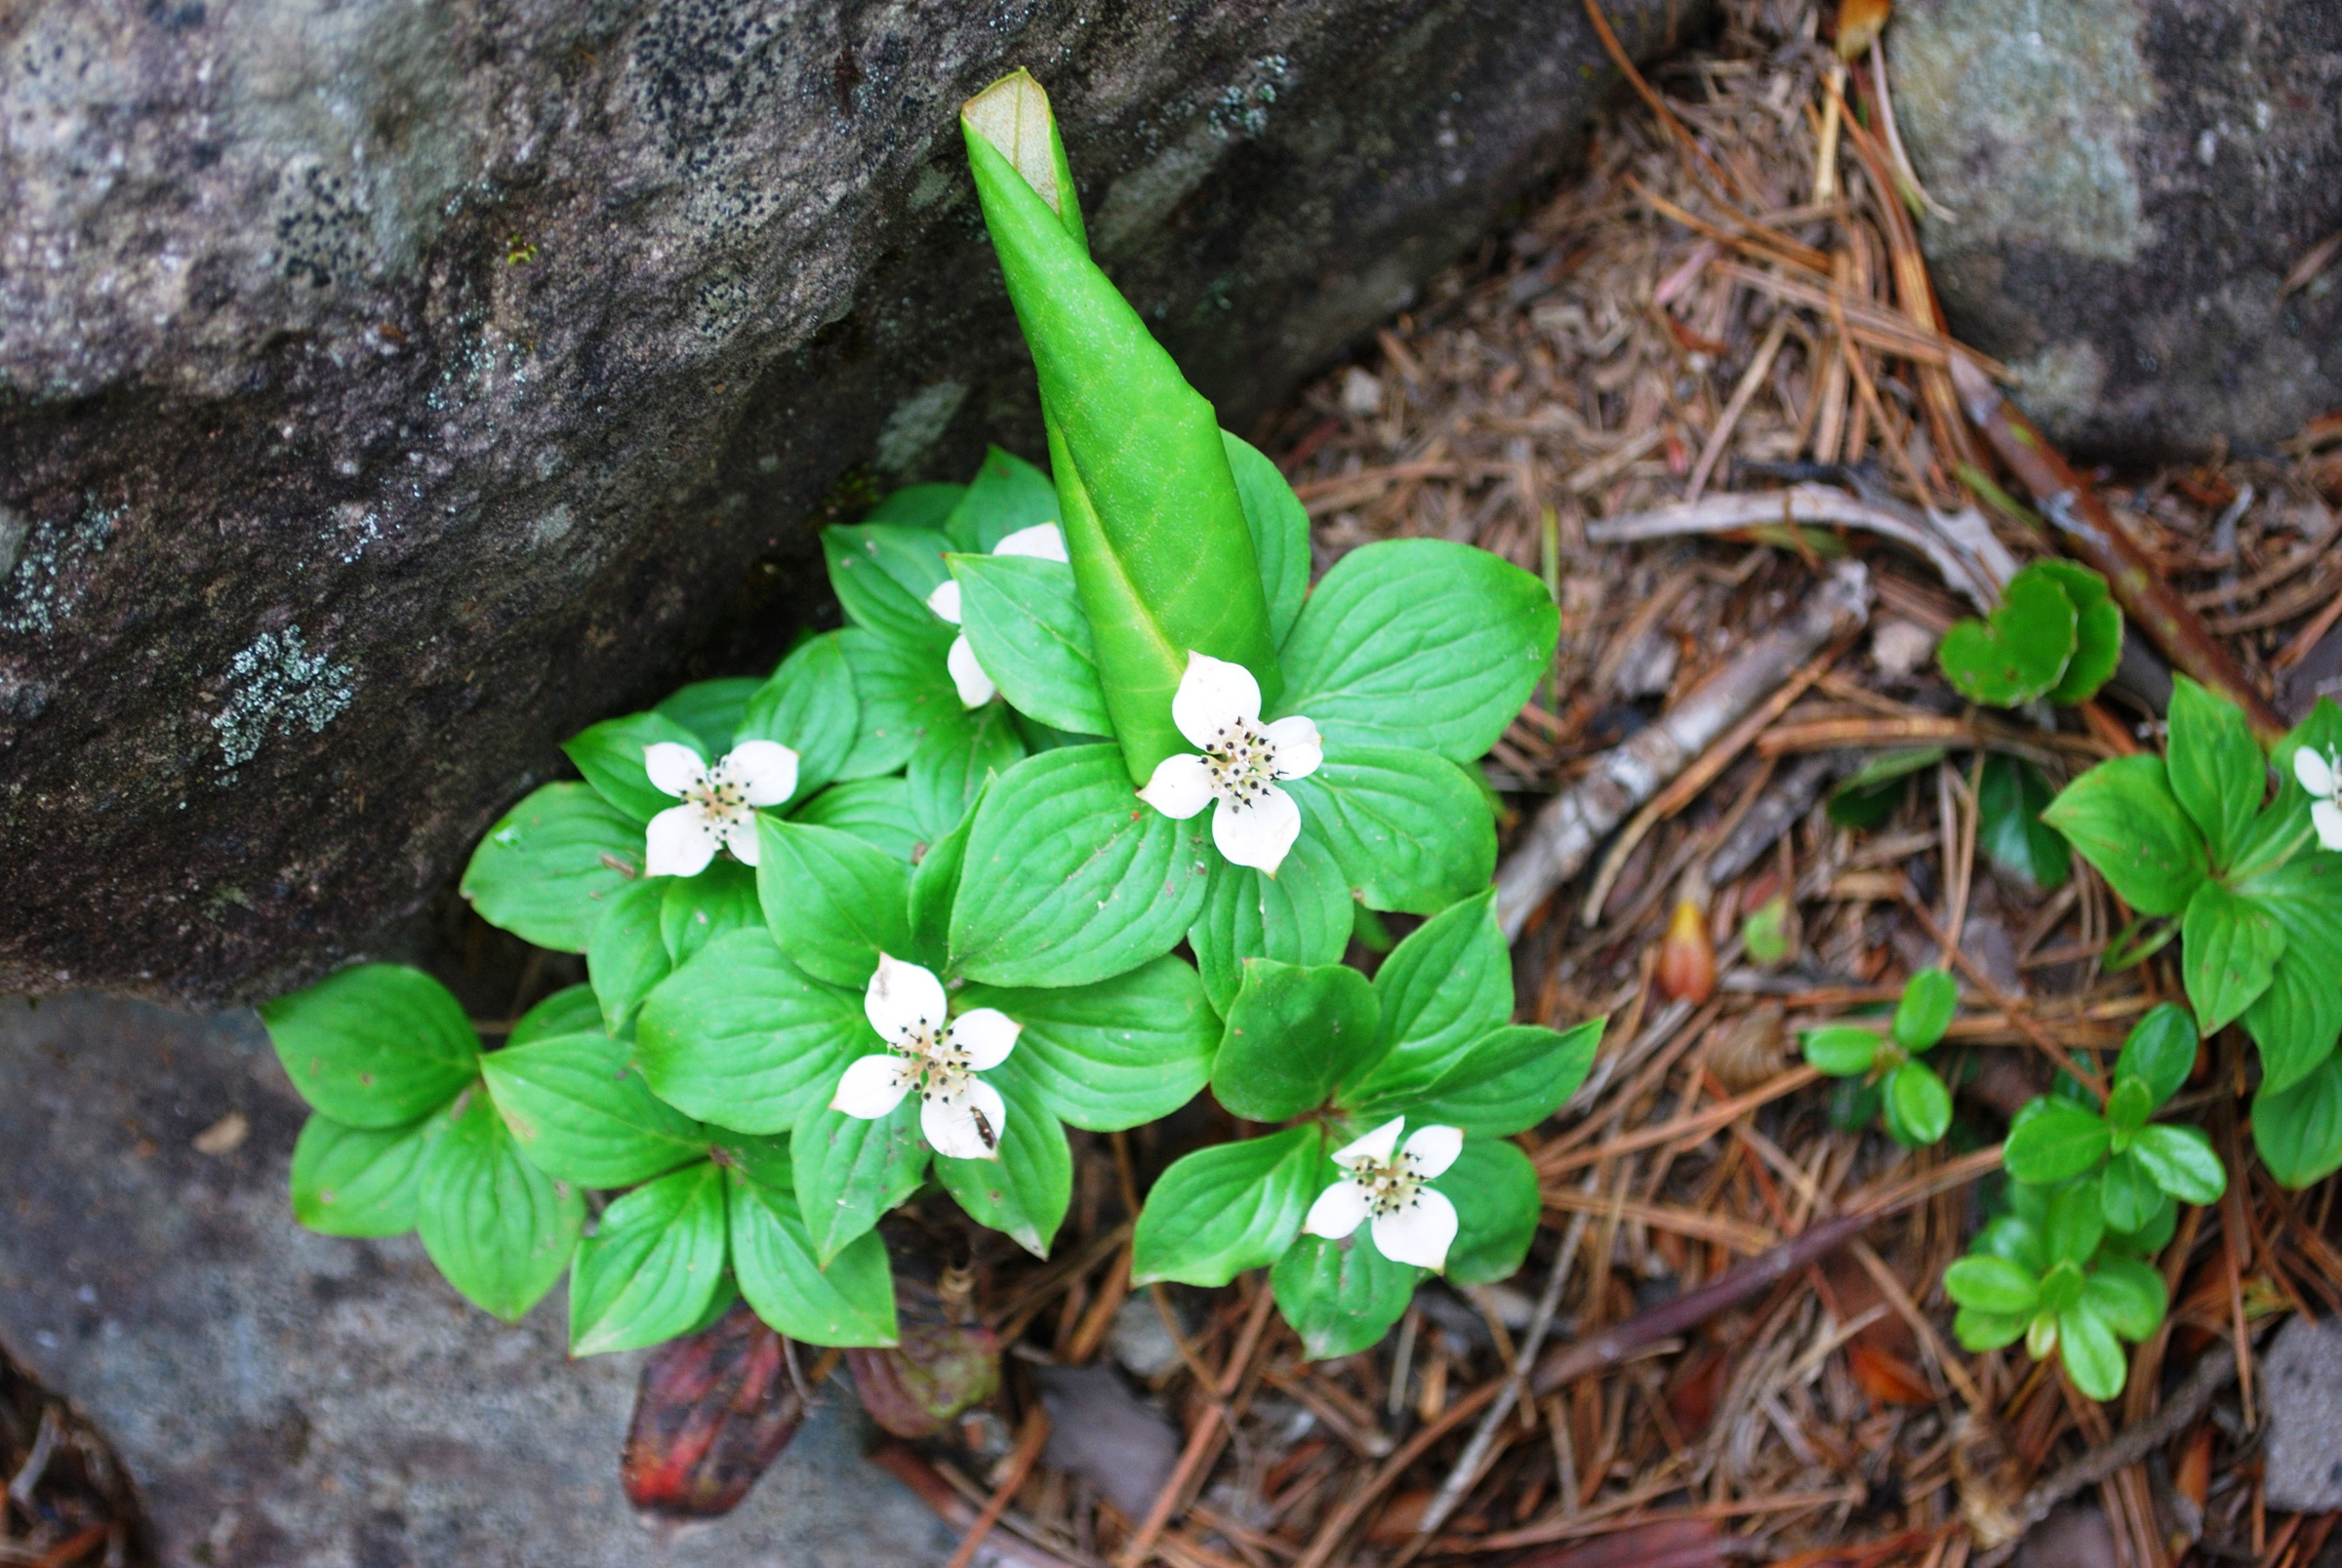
[962,70,1280,783]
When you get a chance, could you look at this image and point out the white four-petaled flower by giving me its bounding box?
[1302,1116,1464,1271]
[2295,746,2342,852]
[829,953,1023,1161]
[1137,651,1324,876]
[925,522,1070,708]
[641,741,800,878]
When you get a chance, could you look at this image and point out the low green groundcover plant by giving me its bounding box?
[262,71,1590,1362]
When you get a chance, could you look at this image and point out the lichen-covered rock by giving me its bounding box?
[0,0,1697,1005]
[1891,0,2342,458]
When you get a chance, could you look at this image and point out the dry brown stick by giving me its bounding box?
[1686,314,1796,502]
[1580,0,1741,203]
[944,1406,1055,1568]
[1120,1283,1276,1568]
[1948,354,2285,742]
[1537,1065,1823,1176]
[870,1444,1087,1568]
[1899,891,2111,1101]
[1495,561,1872,942]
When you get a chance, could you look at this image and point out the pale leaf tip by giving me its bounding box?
[962,68,1061,215]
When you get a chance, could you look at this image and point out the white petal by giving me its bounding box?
[1212,784,1301,875]
[720,741,800,807]
[831,1055,912,1119]
[1401,1124,1465,1180]
[1138,752,1215,820]
[992,522,1069,561]
[2315,800,2342,852]
[925,1075,1007,1161]
[2299,747,2336,799]
[866,952,949,1042]
[946,633,997,708]
[927,578,965,624]
[644,805,718,878]
[1332,1116,1406,1169]
[1265,714,1324,780]
[1302,1179,1372,1241]
[950,1008,1022,1071]
[1171,651,1263,748]
[643,742,708,797]
[723,811,763,866]
[1371,1186,1458,1271]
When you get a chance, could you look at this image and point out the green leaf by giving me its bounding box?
[1885,1062,1952,1146]
[2232,697,2342,877]
[1828,747,1943,828]
[1131,1126,1320,1288]
[1224,431,1311,648]
[1944,1255,2041,1314]
[1272,1233,1420,1360]
[2040,754,2207,916]
[791,1093,930,1266]
[909,781,981,967]
[1937,569,2077,705]
[966,106,1281,783]
[2183,879,2285,1038]
[290,1114,431,1237]
[2116,1003,2199,1108]
[725,1139,899,1347]
[1977,755,2071,890]
[1189,833,1354,1015]
[2099,1149,2162,1233]
[949,745,1212,987]
[2044,1182,2106,1266]
[835,627,959,780]
[2166,676,2266,869]
[586,876,670,1036]
[756,818,913,989]
[1954,1307,2033,1352]
[2254,1054,2342,1188]
[943,446,1058,553]
[933,1063,1071,1258]
[1273,540,1558,764]
[1286,749,1495,914]
[909,700,1025,844]
[460,782,647,951]
[2105,1077,2156,1135]
[2083,1256,2167,1341]
[2003,1097,2113,1184]
[482,1030,710,1187]
[870,482,967,530]
[654,676,762,756]
[739,632,860,800]
[2130,1123,2226,1204]
[949,553,1113,736]
[2030,559,2122,705]
[1212,960,1382,1121]
[659,859,762,965]
[1443,1140,1543,1285]
[1343,892,1512,1106]
[635,931,866,1135]
[510,984,604,1046]
[417,1090,585,1323]
[822,523,955,649]
[1801,1026,1882,1077]
[1894,968,1958,1052]
[1975,1214,2047,1274]
[569,1163,730,1356]
[562,709,707,824]
[1409,1022,1602,1139]
[792,778,925,863]
[2057,1306,2127,1399]
[262,964,480,1128]
[963,956,1216,1132]
[2236,853,2342,1092]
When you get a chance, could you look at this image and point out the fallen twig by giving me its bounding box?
[1120,1283,1275,1568]
[869,1444,1086,1568]
[944,1407,1053,1568]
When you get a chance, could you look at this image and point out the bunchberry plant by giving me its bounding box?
[1800,967,1958,1146]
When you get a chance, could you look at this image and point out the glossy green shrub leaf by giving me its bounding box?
[2057,1305,2126,1399]
[1937,568,2076,704]
[949,745,1212,987]
[1801,1026,1881,1077]
[2044,1182,2107,1266]
[1188,834,1353,1016]
[635,932,866,1135]
[965,956,1215,1131]
[1977,754,2070,890]
[1885,1062,1952,1146]
[823,523,955,649]
[2166,676,2266,868]
[418,1091,585,1323]
[2254,1053,2342,1187]
[792,777,925,862]
[1954,1307,2034,1352]
[563,709,707,824]
[1407,1021,1602,1139]
[482,1030,709,1187]
[461,783,646,951]
[725,1139,899,1347]
[2100,1150,2158,1232]
[290,1114,431,1237]
[943,446,1058,553]
[1944,1255,2040,1314]
[738,632,859,800]
[1132,1126,1319,1288]
[1894,968,1958,1052]
[2130,1123,2225,1204]
[949,553,1112,736]
[1343,892,1512,1106]
[1274,540,1558,764]
[2116,1004,2198,1108]
[569,1163,730,1356]
[2181,880,2283,1035]
[656,677,761,755]
[756,819,912,989]
[909,701,1024,844]
[586,876,670,1037]
[2004,1097,2112,1184]
[2029,560,2121,704]
[1212,960,1381,1121]
[1287,749,1495,915]
[790,1093,931,1266]
[1443,1139,1542,1285]
[2084,1255,2167,1341]
[1225,431,1311,648]
[262,964,481,1129]
[1272,1232,1419,1360]
[836,627,959,780]
[2041,755,2207,916]
[2105,1077,2155,1134]
[933,1064,1070,1258]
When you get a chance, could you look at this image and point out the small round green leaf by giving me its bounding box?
[1937,570,2077,705]
[2081,1255,2168,1342]
[1944,1255,2041,1314]
[2115,1003,2198,1109]
[2056,1305,2127,1400]
[2003,1097,2113,1185]
[2028,559,2121,706]
[1800,1026,1882,1077]
[1885,1062,1952,1146]
[2129,1122,2227,1205]
[1893,968,1958,1052]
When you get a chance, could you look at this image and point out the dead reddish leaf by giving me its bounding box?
[621,1302,804,1520]
[2175,1422,2213,1509]
[1667,1344,1731,1437]
[1846,1342,1933,1406]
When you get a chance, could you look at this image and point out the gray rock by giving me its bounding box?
[0,991,956,1567]
[0,0,1700,1005]
[1891,0,2342,458]
[2264,1313,2342,1511]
